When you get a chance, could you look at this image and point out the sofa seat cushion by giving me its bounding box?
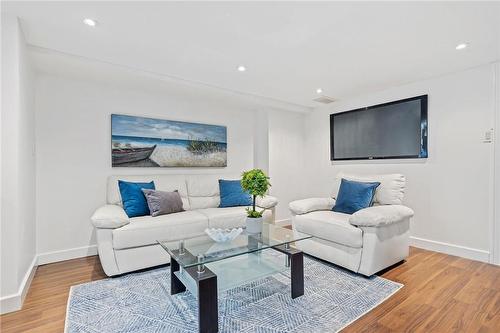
[197,207,248,229]
[294,211,362,248]
[113,211,208,249]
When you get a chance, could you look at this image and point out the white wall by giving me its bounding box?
[1,14,36,312]
[253,109,270,174]
[34,71,307,258]
[34,73,265,257]
[268,109,305,221]
[34,59,497,263]
[494,62,500,265]
[303,64,497,262]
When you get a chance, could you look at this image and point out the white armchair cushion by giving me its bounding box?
[91,205,130,229]
[294,211,362,248]
[256,195,278,209]
[289,198,336,215]
[349,205,414,227]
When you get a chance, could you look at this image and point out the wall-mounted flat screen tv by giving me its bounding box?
[330,95,428,160]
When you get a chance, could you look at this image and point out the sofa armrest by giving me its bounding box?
[349,205,414,227]
[91,205,130,229]
[256,195,278,209]
[289,197,336,215]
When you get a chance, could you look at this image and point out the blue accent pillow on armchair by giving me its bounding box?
[219,179,252,208]
[332,178,381,215]
[118,180,156,217]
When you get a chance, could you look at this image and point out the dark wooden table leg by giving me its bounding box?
[185,266,218,333]
[272,245,305,299]
[170,257,186,295]
[198,273,218,333]
[290,251,304,299]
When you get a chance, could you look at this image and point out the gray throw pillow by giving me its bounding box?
[141,189,184,217]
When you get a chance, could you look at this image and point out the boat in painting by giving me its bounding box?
[112,145,156,165]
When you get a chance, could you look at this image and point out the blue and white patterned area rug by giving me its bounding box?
[65,252,402,333]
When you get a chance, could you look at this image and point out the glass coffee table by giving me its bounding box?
[158,223,312,333]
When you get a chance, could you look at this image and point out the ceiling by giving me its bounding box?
[3,1,500,109]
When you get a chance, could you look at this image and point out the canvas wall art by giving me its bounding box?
[111,114,227,167]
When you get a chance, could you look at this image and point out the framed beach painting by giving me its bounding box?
[111,114,227,167]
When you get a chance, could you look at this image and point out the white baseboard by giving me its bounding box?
[275,218,291,226]
[37,244,98,265]
[410,236,490,263]
[0,256,38,314]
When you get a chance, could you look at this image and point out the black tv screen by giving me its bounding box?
[330,95,428,160]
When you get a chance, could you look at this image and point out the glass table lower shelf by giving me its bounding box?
[173,250,287,296]
[169,243,304,333]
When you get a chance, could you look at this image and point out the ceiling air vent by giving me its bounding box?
[313,95,336,104]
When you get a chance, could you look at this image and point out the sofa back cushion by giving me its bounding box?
[107,174,241,210]
[107,175,190,210]
[331,172,406,205]
[185,174,240,209]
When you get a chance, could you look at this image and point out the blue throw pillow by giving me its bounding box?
[332,179,380,215]
[118,180,156,217]
[219,179,252,208]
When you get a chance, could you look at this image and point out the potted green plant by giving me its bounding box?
[241,169,271,233]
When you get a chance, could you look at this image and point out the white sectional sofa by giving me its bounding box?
[289,173,413,276]
[91,174,278,276]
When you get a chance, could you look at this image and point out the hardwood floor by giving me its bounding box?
[344,247,500,332]
[1,247,499,332]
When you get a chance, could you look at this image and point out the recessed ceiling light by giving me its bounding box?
[455,43,468,50]
[237,65,246,72]
[83,18,97,27]
[316,88,323,94]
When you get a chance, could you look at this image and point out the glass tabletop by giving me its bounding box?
[157,223,311,268]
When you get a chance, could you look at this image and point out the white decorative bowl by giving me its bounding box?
[205,228,243,243]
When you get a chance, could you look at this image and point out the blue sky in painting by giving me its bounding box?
[111,114,227,143]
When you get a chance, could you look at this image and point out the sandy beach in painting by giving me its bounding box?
[149,145,226,167]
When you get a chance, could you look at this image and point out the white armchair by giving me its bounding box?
[289,173,413,276]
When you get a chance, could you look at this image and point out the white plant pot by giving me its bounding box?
[246,217,263,234]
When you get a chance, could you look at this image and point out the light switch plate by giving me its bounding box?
[483,129,493,143]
